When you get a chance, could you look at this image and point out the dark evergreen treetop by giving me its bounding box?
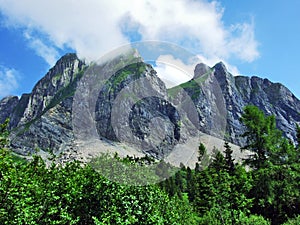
[240,105,282,169]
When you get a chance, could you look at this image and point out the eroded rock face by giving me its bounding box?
[0,96,19,124]
[94,62,183,158]
[16,53,85,127]
[168,61,300,146]
[6,53,86,155]
[168,65,227,140]
[10,97,74,156]
[195,62,300,145]
[126,96,181,158]
[233,75,300,144]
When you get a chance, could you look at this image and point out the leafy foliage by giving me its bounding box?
[0,121,198,224]
[283,215,300,225]
[297,124,300,146]
[1,105,300,224]
[0,118,9,148]
[0,151,199,224]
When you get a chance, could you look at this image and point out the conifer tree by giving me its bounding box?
[224,141,235,173]
[186,167,195,202]
[210,150,225,171]
[196,142,210,171]
[296,124,300,150]
[240,105,281,169]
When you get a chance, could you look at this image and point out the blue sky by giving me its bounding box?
[0,0,299,99]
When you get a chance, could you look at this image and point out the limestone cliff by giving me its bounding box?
[0,52,299,160]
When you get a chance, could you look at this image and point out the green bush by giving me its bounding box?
[283,215,300,225]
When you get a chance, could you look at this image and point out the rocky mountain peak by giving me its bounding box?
[193,63,210,78]
[193,61,234,87]
[57,52,79,63]
[212,62,235,87]
[15,54,86,127]
[213,61,227,72]
[43,53,84,86]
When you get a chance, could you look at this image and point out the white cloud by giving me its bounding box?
[0,0,129,62]
[0,0,259,68]
[0,66,19,98]
[228,21,259,62]
[154,54,196,87]
[24,31,59,66]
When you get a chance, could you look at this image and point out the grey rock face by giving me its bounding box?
[0,96,19,124]
[233,75,300,143]
[128,96,181,158]
[168,61,300,146]
[194,63,210,79]
[6,53,86,155]
[10,97,74,155]
[9,94,30,128]
[168,65,227,139]
[196,62,300,144]
[16,53,85,127]
[94,62,183,158]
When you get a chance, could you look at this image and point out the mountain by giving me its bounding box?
[169,62,300,145]
[3,53,85,156]
[1,52,299,164]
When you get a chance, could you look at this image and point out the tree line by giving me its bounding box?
[160,105,300,224]
[0,105,299,224]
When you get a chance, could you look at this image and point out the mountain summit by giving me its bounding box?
[0,53,299,163]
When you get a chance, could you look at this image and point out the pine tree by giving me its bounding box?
[224,141,235,173]
[210,150,225,171]
[197,142,210,170]
[240,107,300,224]
[240,105,281,169]
[186,167,195,202]
[296,124,300,150]
[198,143,206,162]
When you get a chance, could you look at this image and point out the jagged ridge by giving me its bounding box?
[0,52,299,160]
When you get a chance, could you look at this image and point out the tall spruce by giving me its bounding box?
[240,105,281,169]
[224,141,235,173]
[297,124,300,150]
[186,167,196,202]
[197,142,210,170]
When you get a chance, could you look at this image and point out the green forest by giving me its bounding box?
[0,105,299,225]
